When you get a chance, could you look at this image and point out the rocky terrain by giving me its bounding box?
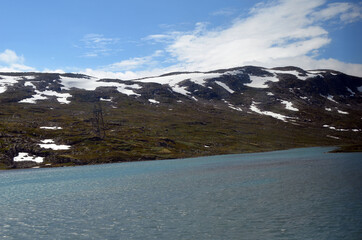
[0,66,361,169]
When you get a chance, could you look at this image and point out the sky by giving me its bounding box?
[0,0,361,78]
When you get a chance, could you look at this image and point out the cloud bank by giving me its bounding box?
[0,49,35,72]
[100,0,360,78]
[1,0,361,78]
[141,0,361,76]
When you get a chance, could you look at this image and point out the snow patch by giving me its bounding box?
[40,126,62,130]
[172,85,191,96]
[116,84,141,96]
[327,135,340,140]
[0,75,39,94]
[0,75,22,93]
[325,95,338,103]
[346,87,355,96]
[228,105,243,112]
[136,70,243,95]
[215,81,234,93]
[323,125,352,132]
[23,76,36,80]
[325,108,332,111]
[148,99,160,104]
[60,76,141,96]
[280,100,299,111]
[19,90,72,104]
[245,75,279,88]
[223,100,242,112]
[250,102,291,122]
[137,72,224,95]
[24,81,36,88]
[19,92,48,103]
[39,139,71,150]
[13,152,43,163]
[268,69,319,80]
[100,97,112,102]
[138,72,222,86]
[337,110,349,115]
[60,76,99,90]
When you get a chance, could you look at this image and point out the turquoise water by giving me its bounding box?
[1,147,361,239]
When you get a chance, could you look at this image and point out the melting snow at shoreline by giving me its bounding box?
[13,152,44,163]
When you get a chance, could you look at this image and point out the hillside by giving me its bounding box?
[0,66,361,169]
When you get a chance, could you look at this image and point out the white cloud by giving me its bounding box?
[247,56,362,77]
[0,49,35,72]
[79,34,120,57]
[143,34,176,43]
[312,2,362,23]
[80,68,138,79]
[140,0,362,77]
[165,0,328,70]
[211,8,236,17]
[102,50,164,71]
[42,68,65,74]
[0,49,24,64]
[107,57,150,71]
[2,1,362,78]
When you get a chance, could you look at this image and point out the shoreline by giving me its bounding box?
[2,144,361,171]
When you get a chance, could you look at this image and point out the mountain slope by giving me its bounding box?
[0,66,361,169]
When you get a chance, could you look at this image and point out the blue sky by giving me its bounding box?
[0,0,361,78]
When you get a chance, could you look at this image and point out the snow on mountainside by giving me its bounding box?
[0,66,361,100]
[1,65,362,169]
[0,65,361,125]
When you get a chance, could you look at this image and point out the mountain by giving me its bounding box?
[1,66,361,169]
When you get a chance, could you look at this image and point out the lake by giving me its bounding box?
[1,147,361,239]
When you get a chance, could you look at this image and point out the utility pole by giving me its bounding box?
[92,103,106,139]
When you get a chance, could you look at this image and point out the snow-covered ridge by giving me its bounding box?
[133,67,322,92]
[0,66,358,106]
[269,69,321,80]
[60,76,142,96]
[135,72,225,96]
[0,67,337,96]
